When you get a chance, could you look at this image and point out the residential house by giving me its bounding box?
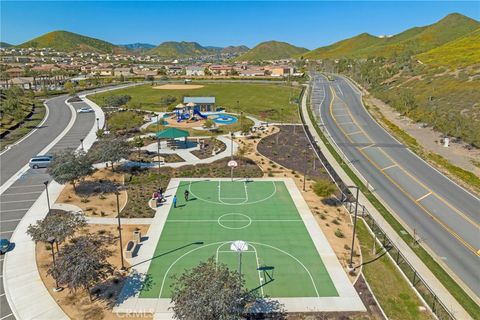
[185,66,205,76]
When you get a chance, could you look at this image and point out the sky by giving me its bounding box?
[1,1,479,49]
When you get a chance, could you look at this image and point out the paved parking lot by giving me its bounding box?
[0,101,95,319]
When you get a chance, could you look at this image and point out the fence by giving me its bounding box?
[299,78,456,320]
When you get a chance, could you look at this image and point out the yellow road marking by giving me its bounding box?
[416,192,432,202]
[328,86,479,256]
[347,131,363,136]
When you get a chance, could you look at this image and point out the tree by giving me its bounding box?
[170,257,283,319]
[105,94,131,108]
[27,210,87,251]
[131,136,144,157]
[64,81,76,96]
[47,149,93,191]
[48,234,114,300]
[91,137,131,170]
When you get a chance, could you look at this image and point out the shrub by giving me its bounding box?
[312,179,336,197]
[335,228,344,238]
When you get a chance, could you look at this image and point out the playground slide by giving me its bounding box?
[193,108,208,119]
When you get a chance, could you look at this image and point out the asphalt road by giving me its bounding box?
[311,74,480,297]
[0,98,95,320]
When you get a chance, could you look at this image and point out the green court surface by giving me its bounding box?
[139,180,338,299]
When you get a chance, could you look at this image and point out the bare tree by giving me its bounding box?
[47,149,93,191]
[91,137,130,171]
[27,210,87,251]
[48,234,114,300]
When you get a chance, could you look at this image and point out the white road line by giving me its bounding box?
[0,199,36,204]
[381,164,398,171]
[416,192,432,202]
[0,218,23,223]
[6,184,45,189]
[337,121,355,125]
[0,231,13,234]
[0,208,30,213]
[1,191,42,196]
[360,144,375,150]
[0,313,13,320]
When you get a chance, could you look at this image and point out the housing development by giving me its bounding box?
[0,2,479,320]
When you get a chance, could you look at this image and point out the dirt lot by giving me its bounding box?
[56,169,127,218]
[36,223,151,320]
[153,84,204,90]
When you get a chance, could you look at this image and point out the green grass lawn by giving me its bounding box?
[89,82,302,122]
[0,103,46,150]
[139,180,337,298]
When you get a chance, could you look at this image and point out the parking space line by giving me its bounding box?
[0,231,13,234]
[0,313,13,320]
[0,208,30,213]
[381,164,398,171]
[0,199,36,204]
[7,184,45,189]
[1,191,42,196]
[417,192,432,202]
[0,218,23,223]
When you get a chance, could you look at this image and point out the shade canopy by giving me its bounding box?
[156,127,190,139]
[175,103,185,109]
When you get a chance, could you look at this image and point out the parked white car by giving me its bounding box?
[77,107,94,113]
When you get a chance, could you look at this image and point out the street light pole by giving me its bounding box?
[47,236,63,292]
[80,138,84,151]
[346,185,360,269]
[96,117,100,130]
[116,191,126,270]
[303,144,309,191]
[230,132,234,160]
[44,181,51,215]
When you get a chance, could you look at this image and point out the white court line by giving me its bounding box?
[167,219,302,222]
[416,192,432,202]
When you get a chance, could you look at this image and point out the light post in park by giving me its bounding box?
[345,185,360,269]
[115,189,126,271]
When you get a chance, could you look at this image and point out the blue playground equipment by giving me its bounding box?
[175,109,191,122]
[193,106,208,119]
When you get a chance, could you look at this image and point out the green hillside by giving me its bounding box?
[357,13,480,57]
[221,45,249,54]
[303,33,382,59]
[235,41,308,61]
[16,30,119,53]
[416,28,480,68]
[305,13,479,59]
[148,41,213,58]
[0,42,13,48]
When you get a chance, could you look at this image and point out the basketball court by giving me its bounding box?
[114,178,365,318]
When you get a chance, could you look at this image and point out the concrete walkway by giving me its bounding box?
[300,83,472,319]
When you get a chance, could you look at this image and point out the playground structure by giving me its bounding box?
[175,106,208,123]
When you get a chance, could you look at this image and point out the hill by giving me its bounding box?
[302,33,382,59]
[0,42,13,48]
[221,45,249,54]
[416,28,480,68]
[148,41,213,58]
[119,43,155,52]
[235,41,308,61]
[305,13,479,59]
[16,30,120,53]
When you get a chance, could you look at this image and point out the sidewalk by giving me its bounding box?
[301,84,472,319]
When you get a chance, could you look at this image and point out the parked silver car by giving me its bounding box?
[29,155,53,169]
